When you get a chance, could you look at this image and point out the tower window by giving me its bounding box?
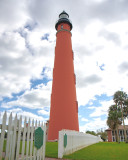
[60,14,68,19]
[61,25,63,29]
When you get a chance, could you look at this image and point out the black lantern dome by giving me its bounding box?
[55,11,73,30]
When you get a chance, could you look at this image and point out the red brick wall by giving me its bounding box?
[107,130,112,142]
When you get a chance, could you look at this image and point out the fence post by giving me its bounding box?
[16,116,22,160]
[5,113,12,160]
[58,130,64,158]
[30,119,34,159]
[33,120,37,160]
[0,112,7,160]
[42,123,46,160]
[21,117,27,159]
[11,114,18,160]
[26,118,30,159]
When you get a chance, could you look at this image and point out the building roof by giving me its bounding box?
[118,125,128,130]
[59,10,69,18]
[106,125,128,131]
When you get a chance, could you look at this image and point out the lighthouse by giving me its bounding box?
[48,11,79,140]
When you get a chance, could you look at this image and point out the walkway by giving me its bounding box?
[45,158,70,160]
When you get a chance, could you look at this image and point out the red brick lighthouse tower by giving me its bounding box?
[48,11,79,140]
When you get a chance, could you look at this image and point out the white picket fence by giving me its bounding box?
[0,112,46,160]
[58,130,102,158]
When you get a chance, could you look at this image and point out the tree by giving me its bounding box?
[107,105,122,142]
[124,99,128,118]
[96,129,107,141]
[113,91,127,142]
[86,130,97,136]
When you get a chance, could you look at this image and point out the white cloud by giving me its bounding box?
[89,99,113,117]
[38,109,49,116]
[0,29,54,100]
[80,117,107,132]
[1,81,52,109]
[81,118,89,122]
[0,0,29,33]
[74,19,128,106]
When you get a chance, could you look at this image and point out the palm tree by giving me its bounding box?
[124,99,128,142]
[113,91,127,142]
[124,99,128,118]
[107,105,122,142]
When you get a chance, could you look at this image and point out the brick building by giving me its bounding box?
[106,125,128,142]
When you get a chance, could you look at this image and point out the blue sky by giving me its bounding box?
[0,0,128,132]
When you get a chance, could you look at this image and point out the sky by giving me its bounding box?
[0,0,128,133]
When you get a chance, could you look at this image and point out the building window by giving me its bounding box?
[72,50,74,60]
[120,130,123,136]
[74,74,76,84]
[61,25,63,29]
[60,14,68,19]
[112,136,115,142]
[121,136,124,142]
[76,101,78,113]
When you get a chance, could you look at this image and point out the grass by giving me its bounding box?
[3,140,58,158]
[63,142,128,160]
[45,142,58,158]
[3,140,34,155]
[3,141,128,160]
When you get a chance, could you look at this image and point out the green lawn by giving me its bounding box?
[3,140,33,154]
[45,142,58,158]
[63,142,128,160]
[3,140,57,159]
[3,141,128,160]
